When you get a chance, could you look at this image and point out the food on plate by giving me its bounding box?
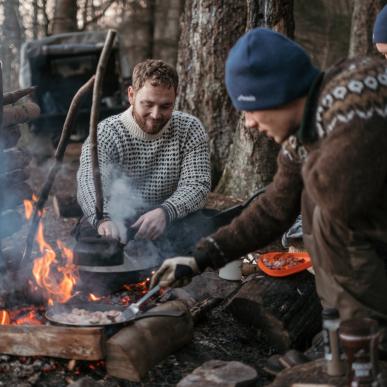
[261,253,305,270]
[51,308,124,325]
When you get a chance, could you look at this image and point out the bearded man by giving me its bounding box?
[76,59,211,251]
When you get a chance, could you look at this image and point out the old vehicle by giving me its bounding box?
[19,31,130,143]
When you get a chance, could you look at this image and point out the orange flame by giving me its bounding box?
[0,310,10,325]
[31,218,78,304]
[88,293,103,302]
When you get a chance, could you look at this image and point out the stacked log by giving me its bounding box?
[0,66,39,263]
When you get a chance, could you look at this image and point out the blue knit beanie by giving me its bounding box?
[225,28,320,111]
[373,5,387,43]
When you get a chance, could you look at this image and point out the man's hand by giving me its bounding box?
[150,256,200,289]
[131,208,167,240]
[97,220,121,241]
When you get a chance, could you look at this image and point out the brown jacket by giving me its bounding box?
[194,56,387,271]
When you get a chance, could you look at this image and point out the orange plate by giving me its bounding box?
[257,251,312,277]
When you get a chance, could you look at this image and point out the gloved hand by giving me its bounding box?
[130,208,167,240]
[97,220,122,242]
[150,256,200,289]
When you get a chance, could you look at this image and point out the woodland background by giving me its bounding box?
[0,0,386,200]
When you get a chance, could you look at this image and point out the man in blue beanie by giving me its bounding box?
[152,28,387,358]
[374,5,387,58]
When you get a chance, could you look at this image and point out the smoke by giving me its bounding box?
[106,172,146,244]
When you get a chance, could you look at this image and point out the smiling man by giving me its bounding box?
[77,59,211,245]
[152,29,387,358]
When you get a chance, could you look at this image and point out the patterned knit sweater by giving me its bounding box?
[77,107,211,226]
[194,56,387,271]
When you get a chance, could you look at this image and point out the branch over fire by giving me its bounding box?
[90,29,117,221]
[20,76,95,268]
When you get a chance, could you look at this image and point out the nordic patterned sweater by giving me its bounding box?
[77,106,211,227]
[193,56,387,271]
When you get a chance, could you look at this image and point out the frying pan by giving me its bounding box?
[45,301,185,328]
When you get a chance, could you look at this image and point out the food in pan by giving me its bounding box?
[52,308,125,325]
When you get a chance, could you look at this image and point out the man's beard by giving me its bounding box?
[132,106,167,134]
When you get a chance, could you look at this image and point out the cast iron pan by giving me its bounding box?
[45,301,185,328]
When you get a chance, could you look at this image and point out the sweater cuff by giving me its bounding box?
[160,201,178,223]
[193,236,229,272]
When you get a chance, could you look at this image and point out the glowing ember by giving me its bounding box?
[88,293,103,302]
[0,310,10,325]
[9,306,44,325]
[24,197,79,304]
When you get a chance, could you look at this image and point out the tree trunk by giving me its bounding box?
[51,0,78,34]
[0,0,24,92]
[152,0,184,67]
[176,0,248,185]
[348,0,387,58]
[216,0,294,198]
[118,1,156,71]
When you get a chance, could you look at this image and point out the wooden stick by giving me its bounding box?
[2,86,36,105]
[90,29,116,221]
[20,76,95,267]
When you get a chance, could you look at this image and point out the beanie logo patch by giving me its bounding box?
[237,95,256,102]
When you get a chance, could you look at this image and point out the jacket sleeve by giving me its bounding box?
[193,150,303,270]
[302,115,387,225]
[76,121,119,226]
[160,118,211,222]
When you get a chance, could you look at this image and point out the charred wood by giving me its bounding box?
[2,86,36,106]
[0,210,22,239]
[2,102,40,127]
[53,194,82,218]
[106,300,193,382]
[226,271,322,352]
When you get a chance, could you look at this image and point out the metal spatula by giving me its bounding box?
[121,284,161,320]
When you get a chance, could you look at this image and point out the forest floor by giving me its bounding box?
[0,140,278,387]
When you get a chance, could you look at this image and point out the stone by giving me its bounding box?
[177,360,258,387]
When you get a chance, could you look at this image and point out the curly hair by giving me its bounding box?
[132,59,178,91]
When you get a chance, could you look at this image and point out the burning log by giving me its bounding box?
[0,210,22,239]
[0,324,105,360]
[2,86,36,106]
[106,300,193,382]
[226,271,322,352]
[53,194,82,218]
[2,102,40,127]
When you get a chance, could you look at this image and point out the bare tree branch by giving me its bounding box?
[80,0,116,30]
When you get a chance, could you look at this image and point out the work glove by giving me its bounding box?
[150,256,200,289]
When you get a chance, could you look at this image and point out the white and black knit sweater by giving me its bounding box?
[77,107,211,226]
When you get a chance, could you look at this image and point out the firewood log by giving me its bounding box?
[106,300,193,382]
[2,102,40,127]
[53,194,82,218]
[0,210,22,238]
[226,271,322,352]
